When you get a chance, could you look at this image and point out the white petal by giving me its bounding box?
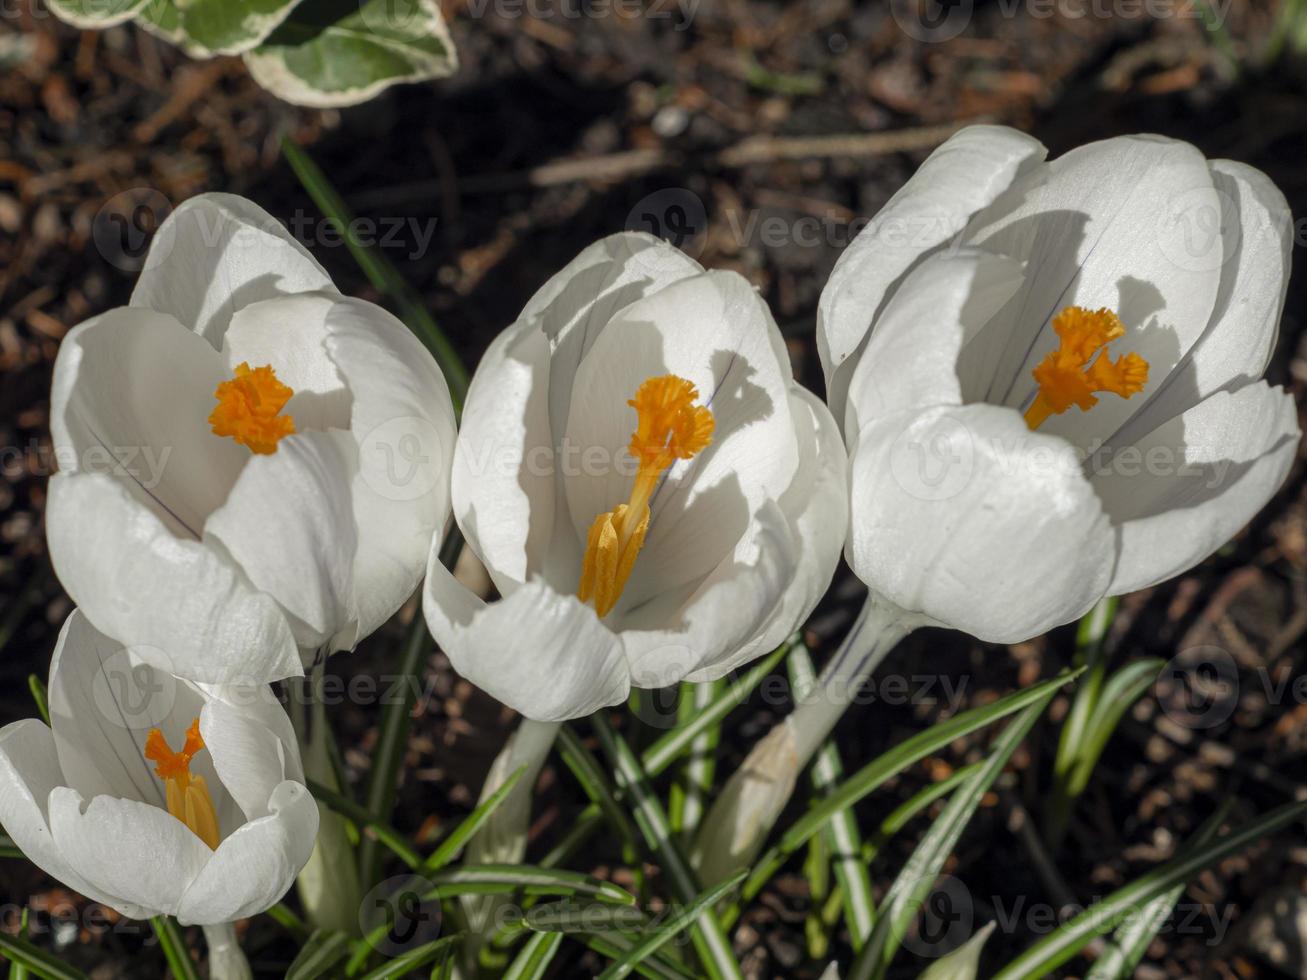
[48,786,211,918]
[818,125,1047,425]
[1108,160,1293,448]
[563,271,799,604]
[200,696,296,822]
[220,292,353,432]
[847,404,1115,643]
[0,720,135,914]
[47,471,302,685]
[1095,383,1300,594]
[520,232,704,445]
[50,307,248,535]
[326,297,458,648]
[843,249,1024,440]
[618,500,799,689]
[176,781,318,925]
[688,387,849,680]
[423,549,630,722]
[452,318,555,589]
[131,193,336,348]
[967,135,1222,449]
[204,430,357,650]
[47,611,208,806]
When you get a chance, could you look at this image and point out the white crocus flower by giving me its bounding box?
[0,610,318,926]
[823,125,1299,640]
[47,194,457,684]
[698,126,1300,893]
[423,231,847,722]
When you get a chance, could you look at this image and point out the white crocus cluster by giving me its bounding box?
[47,194,457,684]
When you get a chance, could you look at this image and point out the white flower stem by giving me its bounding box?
[462,718,561,939]
[692,593,919,886]
[202,923,252,980]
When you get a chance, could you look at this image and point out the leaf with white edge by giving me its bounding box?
[917,922,996,980]
[44,0,148,28]
[173,0,306,55]
[243,0,457,108]
[133,0,217,58]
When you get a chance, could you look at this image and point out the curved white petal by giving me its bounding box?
[520,232,704,441]
[200,696,298,822]
[131,193,336,348]
[47,611,209,806]
[563,271,799,604]
[0,720,137,914]
[1095,383,1300,594]
[326,297,458,648]
[50,307,249,535]
[818,125,1047,425]
[689,387,849,681]
[423,549,630,722]
[847,404,1115,643]
[843,250,1024,440]
[452,317,555,590]
[176,781,318,925]
[220,292,353,432]
[966,135,1222,449]
[204,430,358,651]
[1108,160,1293,448]
[48,786,211,918]
[47,471,302,685]
[618,501,800,689]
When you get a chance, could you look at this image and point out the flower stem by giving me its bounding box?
[692,593,919,886]
[202,924,251,980]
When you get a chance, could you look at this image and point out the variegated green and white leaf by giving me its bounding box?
[174,0,307,56]
[243,0,457,108]
[134,0,214,58]
[45,0,148,28]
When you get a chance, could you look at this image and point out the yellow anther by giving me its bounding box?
[577,375,714,618]
[209,362,296,454]
[145,719,220,850]
[1024,307,1149,430]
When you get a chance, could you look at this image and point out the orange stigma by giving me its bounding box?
[1024,306,1149,430]
[144,719,219,849]
[209,362,296,454]
[577,375,714,618]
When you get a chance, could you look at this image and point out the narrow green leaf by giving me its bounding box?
[1084,802,1232,980]
[425,865,635,905]
[7,908,29,980]
[993,799,1307,979]
[150,917,199,980]
[358,613,430,886]
[524,902,648,934]
[356,933,461,980]
[670,679,723,836]
[307,779,422,870]
[0,931,88,980]
[26,677,48,727]
[642,641,792,777]
[598,873,748,980]
[1067,659,1164,797]
[423,766,525,872]
[743,668,1085,903]
[267,902,312,940]
[286,929,352,980]
[280,137,468,407]
[863,763,984,865]
[557,728,642,866]
[917,921,996,980]
[584,934,700,980]
[853,693,1055,979]
[592,717,743,980]
[502,931,565,980]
